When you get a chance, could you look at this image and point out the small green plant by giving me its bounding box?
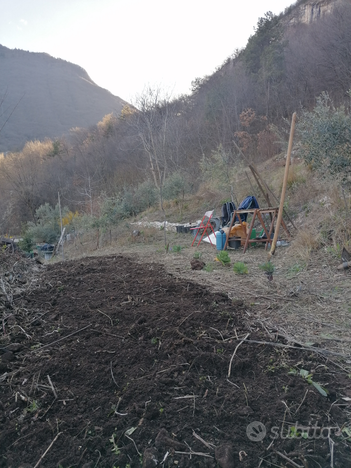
[342,426,351,441]
[289,426,308,439]
[326,244,342,259]
[172,245,182,253]
[287,262,305,277]
[30,343,42,350]
[216,250,231,266]
[151,337,159,345]
[193,252,202,259]
[204,263,214,272]
[233,262,248,275]
[288,368,328,397]
[27,400,39,413]
[220,310,231,318]
[259,261,275,280]
[259,261,275,274]
[109,432,121,455]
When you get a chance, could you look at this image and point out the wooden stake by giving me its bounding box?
[269,112,296,259]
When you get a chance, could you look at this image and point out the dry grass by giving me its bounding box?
[286,164,307,189]
[289,228,322,262]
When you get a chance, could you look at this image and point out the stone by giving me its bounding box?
[142,447,158,468]
[215,443,236,468]
[190,259,206,270]
[155,428,185,450]
[1,352,15,362]
[5,343,22,352]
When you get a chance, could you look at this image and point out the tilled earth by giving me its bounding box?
[0,253,350,467]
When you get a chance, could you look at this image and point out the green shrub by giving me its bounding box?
[163,172,191,200]
[120,188,136,217]
[18,231,33,252]
[134,179,158,209]
[297,92,351,176]
[25,203,69,244]
[120,181,158,217]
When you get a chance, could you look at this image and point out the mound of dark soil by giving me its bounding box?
[0,255,350,467]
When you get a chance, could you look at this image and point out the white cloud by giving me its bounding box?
[20,19,28,25]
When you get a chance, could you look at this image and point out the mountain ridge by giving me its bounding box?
[0,44,127,152]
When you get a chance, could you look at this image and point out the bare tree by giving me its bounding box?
[131,87,177,244]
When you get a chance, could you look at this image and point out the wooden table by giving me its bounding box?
[223,207,291,253]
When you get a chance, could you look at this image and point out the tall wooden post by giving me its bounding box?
[268,112,296,259]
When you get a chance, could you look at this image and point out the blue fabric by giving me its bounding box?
[238,196,259,211]
[236,196,259,222]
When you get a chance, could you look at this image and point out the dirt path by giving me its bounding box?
[1,250,350,467]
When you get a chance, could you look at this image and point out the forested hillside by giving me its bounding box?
[0,45,127,152]
[1,0,350,235]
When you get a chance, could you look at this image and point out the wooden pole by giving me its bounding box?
[58,192,63,234]
[58,192,64,259]
[268,112,296,259]
[249,165,272,207]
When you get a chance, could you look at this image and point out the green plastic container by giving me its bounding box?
[250,228,256,246]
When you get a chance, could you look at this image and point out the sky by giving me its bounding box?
[0,0,295,102]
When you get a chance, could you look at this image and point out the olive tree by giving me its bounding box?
[297,92,351,177]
